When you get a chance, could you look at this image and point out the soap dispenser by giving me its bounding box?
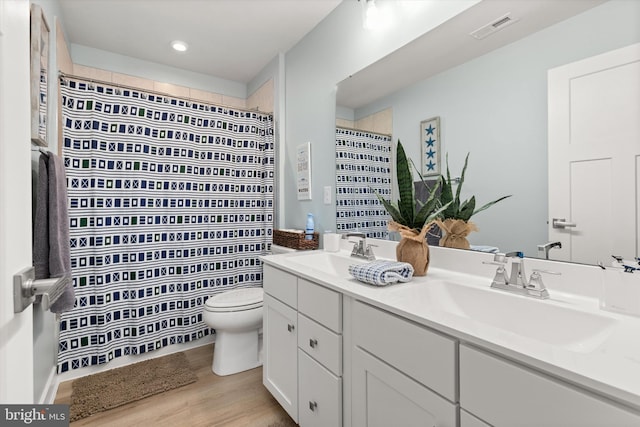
[305,213,314,240]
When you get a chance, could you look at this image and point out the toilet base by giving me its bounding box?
[212,329,263,376]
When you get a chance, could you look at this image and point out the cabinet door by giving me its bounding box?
[263,294,298,422]
[299,350,342,427]
[351,347,457,427]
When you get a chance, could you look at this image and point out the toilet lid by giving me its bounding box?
[205,287,264,311]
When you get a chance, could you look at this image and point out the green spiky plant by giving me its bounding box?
[375,140,450,234]
[439,153,511,221]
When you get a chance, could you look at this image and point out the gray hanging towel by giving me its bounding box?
[34,151,75,313]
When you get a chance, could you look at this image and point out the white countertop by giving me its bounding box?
[261,244,640,412]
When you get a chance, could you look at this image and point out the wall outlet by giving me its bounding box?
[323,186,332,205]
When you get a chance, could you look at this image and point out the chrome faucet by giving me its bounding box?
[537,241,562,260]
[483,252,559,299]
[505,251,527,287]
[342,232,376,260]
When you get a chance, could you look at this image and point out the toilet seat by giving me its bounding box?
[205,287,263,312]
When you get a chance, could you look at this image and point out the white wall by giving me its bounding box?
[0,0,36,403]
[70,43,248,99]
[355,0,640,255]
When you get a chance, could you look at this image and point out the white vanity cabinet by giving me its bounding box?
[263,265,344,427]
[459,344,640,426]
[263,265,299,422]
[351,301,458,427]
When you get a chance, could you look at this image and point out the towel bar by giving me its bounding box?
[13,267,71,313]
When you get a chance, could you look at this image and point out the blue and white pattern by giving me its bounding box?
[335,128,392,239]
[348,260,414,286]
[58,77,274,373]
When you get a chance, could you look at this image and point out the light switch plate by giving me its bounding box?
[323,186,332,204]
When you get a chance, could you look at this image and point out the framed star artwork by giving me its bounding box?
[420,116,441,177]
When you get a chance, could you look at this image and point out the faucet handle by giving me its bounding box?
[526,269,560,299]
[363,244,377,260]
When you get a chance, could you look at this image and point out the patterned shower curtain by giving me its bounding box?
[57,77,274,373]
[335,127,392,239]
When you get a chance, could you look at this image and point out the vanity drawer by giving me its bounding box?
[298,279,342,332]
[298,349,342,427]
[263,265,297,308]
[353,301,457,401]
[298,313,342,376]
[460,344,640,426]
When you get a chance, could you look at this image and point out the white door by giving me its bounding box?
[548,43,640,265]
[0,0,36,402]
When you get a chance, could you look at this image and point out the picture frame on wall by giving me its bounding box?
[420,116,441,177]
[296,142,312,200]
[30,3,49,146]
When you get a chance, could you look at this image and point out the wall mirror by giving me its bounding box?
[335,0,639,266]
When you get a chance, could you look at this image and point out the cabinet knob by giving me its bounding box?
[309,338,318,348]
[309,401,318,411]
[287,323,295,332]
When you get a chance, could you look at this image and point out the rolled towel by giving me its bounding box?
[349,260,414,286]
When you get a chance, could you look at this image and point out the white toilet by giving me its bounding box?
[203,287,264,376]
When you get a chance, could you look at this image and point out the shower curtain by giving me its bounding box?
[335,127,392,239]
[57,77,274,373]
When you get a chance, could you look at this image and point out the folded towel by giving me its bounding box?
[349,260,414,286]
[34,151,75,313]
[470,245,500,253]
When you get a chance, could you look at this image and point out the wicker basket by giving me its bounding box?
[273,229,319,250]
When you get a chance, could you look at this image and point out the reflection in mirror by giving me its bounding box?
[335,127,392,239]
[335,0,640,265]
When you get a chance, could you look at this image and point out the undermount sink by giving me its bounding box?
[429,281,617,353]
[281,251,617,353]
[286,251,366,279]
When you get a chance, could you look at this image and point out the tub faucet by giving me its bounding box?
[342,232,375,260]
[537,241,562,260]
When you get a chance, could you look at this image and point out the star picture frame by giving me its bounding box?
[420,116,441,177]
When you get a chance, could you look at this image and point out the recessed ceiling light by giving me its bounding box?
[171,40,188,52]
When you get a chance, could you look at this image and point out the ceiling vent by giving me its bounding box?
[470,13,519,40]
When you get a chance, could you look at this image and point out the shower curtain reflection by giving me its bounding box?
[335,127,392,239]
[57,77,274,373]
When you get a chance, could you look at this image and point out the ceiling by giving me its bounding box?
[58,0,342,84]
[58,0,606,101]
[337,0,606,109]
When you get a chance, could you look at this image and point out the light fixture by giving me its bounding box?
[170,40,188,52]
[361,0,389,30]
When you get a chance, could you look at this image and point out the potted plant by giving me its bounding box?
[435,153,511,249]
[374,140,450,276]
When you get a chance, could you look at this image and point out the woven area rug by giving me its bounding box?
[69,352,197,422]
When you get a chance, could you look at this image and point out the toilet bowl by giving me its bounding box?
[203,287,264,376]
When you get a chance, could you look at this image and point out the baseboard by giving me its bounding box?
[54,335,216,386]
[38,366,59,404]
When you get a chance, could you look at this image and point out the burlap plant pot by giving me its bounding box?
[388,220,434,276]
[436,218,479,249]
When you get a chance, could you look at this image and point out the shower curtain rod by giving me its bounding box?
[58,71,272,115]
[336,125,392,139]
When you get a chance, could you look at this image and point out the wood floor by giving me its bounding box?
[54,344,296,427]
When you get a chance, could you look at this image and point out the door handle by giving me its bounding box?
[552,218,577,229]
[287,323,295,332]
